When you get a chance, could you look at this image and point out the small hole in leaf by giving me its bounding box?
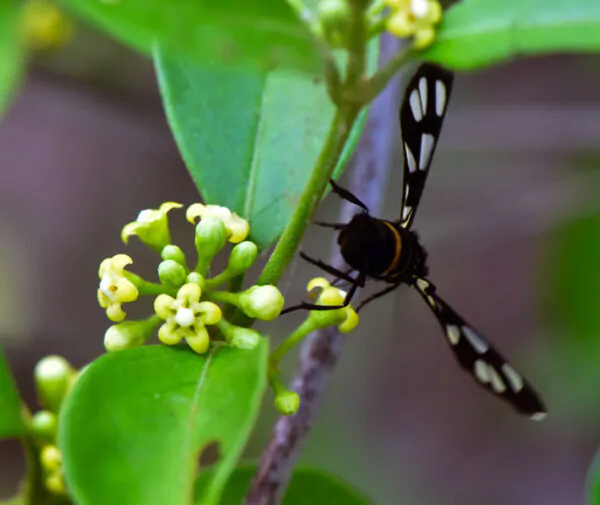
[198,440,221,469]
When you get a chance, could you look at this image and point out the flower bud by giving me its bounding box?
[161,245,188,269]
[274,390,300,416]
[158,260,187,287]
[45,471,65,494]
[34,356,75,413]
[31,410,58,440]
[228,241,258,275]
[218,319,261,350]
[104,316,161,352]
[318,0,352,48]
[239,285,284,321]
[121,202,182,253]
[186,272,205,286]
[195,217,227,274]
[40,445,62,471]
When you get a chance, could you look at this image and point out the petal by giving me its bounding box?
[387,11,415,37]
[197,302,222,325]
[227,214,250,243]
[338,308,359,333]
[159,201,183,215]
[426,1,442,23]
[203,205,232,222]
[158,322,183,345]
[115,278,139,303]
[106,304,126,322]
[177,282,202,304]
[319,286,345,306]
[121,222,142,244]
[186,203,205,224]
[111,254,134,273]
[413,26,435,48]
[186,326,210,354]
[98,258,113,278]
[154,294,176,319]
[97,289,109,309]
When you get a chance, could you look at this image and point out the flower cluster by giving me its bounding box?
[97,202,284,355]
[385,0,442,49]
[30,356,81,494]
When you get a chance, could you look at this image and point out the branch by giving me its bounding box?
[244,34,406,505]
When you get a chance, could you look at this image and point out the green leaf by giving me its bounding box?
[155,42,377,249]
[0,0,25,117]
[59,343,268,505]
[56,0,320,74]
[196,464,375,505]
[0,350,27,439]
[539,213,600,419]
[424,0,600,69]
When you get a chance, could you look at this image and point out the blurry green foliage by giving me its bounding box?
[0,0,25,118]
[56,0,320,73]
[58,343,268,505]
[425,0,600,69]
[0,350,26,438]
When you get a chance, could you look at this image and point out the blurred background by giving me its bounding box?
[1,3,600,505]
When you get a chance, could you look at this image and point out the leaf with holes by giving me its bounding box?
[196,464,375,505]
[0,0,24,118]
[424,0,600,69]
[56,0,319,74]
[155,42,377,249]
[0,350,26,439]
[58,343,268,505]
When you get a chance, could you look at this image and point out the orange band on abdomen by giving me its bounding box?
[382,222,402,275]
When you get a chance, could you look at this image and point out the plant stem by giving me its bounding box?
[256,105,360,287]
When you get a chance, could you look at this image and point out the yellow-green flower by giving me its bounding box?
[97,254,139,322]
[186,203,249,244]
[121,202,182,252]
[385,0,442,49]
[154,283,222,354]
[307,277,359,332]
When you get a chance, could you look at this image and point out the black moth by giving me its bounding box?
[283,64,547,421]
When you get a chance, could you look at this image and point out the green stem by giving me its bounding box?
[343,46,412,104]
[270,318,315,366]
[222,273,246,319]
[256,106,360,287]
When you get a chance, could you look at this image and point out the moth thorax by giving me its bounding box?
[338,214,398,276]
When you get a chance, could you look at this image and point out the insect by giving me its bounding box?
[282,63,547,421]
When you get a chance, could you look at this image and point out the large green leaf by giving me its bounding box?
[59,343,268,505]
[56,0,320,73]
[0,350,26,438]
[154,42,377,249]
[0,0,25,118]
[424,0,600,69]
[196,465,375,505]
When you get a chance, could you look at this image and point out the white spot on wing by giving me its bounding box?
[418,77,428,113]
[405,143,417,173]
[530,412,547,422]
[446,325,460,345]
[462,326,489,354]
[416,279,429,292]
[419,133,435,171]
[435,80,447,116]
[502,364,524,392]
[489,367,507,394]
[474,360,490,383]
[409,90,423,122]
[402,206,412,222]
